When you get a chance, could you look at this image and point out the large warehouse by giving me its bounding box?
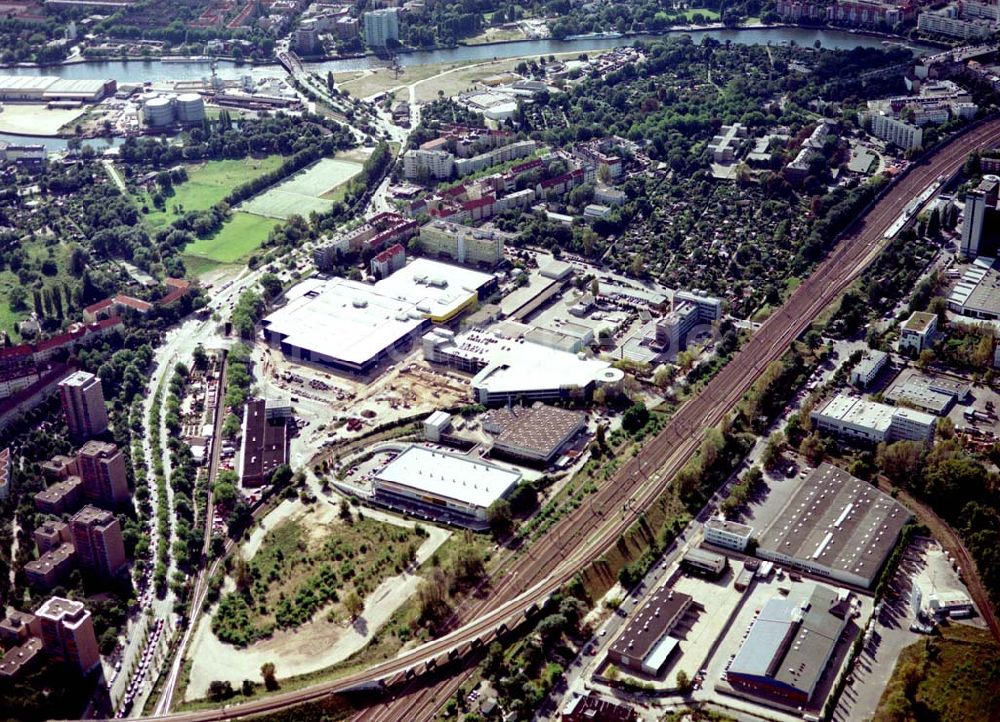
[422,327,624,406]
[481,403,586,464]
[0,76,116,103]
[726,585,851,705]
[756,463,910,588]
[607,586,693,676]
[372,445,521,529]
[261,259,494,375]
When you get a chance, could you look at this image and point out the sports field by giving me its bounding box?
[240,158,363,219]
[183,212,281,265]
[140,156,284,228]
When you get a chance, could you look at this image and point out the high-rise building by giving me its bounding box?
[363,8,399,48]
[69,505,126,578]
[58,371,108,440]
[960,175,999,257]
[76,440,129,507]
[34,596,100,674]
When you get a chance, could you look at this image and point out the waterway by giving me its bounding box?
[0,27,934,85]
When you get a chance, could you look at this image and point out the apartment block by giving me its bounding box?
[58,371,109,440]
[418,220,510,268]
[69,505,126,578]
[35,596,100,674]
[77,440,129,508]
[34,476,83,515]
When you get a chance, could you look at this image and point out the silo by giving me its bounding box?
[143,96,175,127]
[175,93,205,123]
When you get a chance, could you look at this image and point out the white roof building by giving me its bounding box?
[811,394,936,444]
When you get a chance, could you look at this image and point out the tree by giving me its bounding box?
[343,590,364,619]
[260,662,278,691]
[876,440,925,485]
[590,278,600,297]
[622,402,649,433]
[676,669,692,693]
[799,432,826,466]
[762,431,784,470]
[487,499,513,538]
[208,680,235,701]
[917,348,936,370]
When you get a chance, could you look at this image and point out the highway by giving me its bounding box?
[118,118,1000,722]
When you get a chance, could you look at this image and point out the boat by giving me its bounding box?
[563,31,624,41]
[161,56,214,64]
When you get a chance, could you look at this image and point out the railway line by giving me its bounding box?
[128,119,1000,722]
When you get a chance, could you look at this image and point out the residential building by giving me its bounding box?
[708,123,747,163]
[24,543,76,589]
[35,596,100,674]
[606,587,692,675]
[704,517,754,552]
[0,638,42,679]
[757,463,911,587]
[726,585,851,704]
[418,220,510,268]
[370,243,406,278]
[34,476,83,515]
[899,311,938,353]
[850,349,888,388]
[864,111,924,150]
[0,611,40,647]
[69,505,127,578]
[811,393,936,443]
[402,149,455,181]
[76,440,129,508]
[363,8,399,47]
[33,519,71,554]
[313,212,419,270]
[58,371,108,440]
[918,6,996,38]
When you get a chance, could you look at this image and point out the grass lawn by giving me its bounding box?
[138,156,284,229]
[0,236,78,339]
[874,624,1000,722]
[183,212,280,265]
[679,7,721,20]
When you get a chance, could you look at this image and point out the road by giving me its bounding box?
[111,114,1000,722]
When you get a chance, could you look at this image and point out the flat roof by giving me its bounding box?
[483,404,585,458]
[758,463,910,586]
[729,585,849,698]
[854,350,887,376]
[706,518,754,538]
[815,395,894,432]
[885,381,953,414]
[374,445,521,509]
[903,311,937,334]
[373,258,493,321]
[608,586,692,663]
[240,398,289,483]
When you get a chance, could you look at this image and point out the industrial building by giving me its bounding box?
[884,371,970,415]
[607,586,693,676]
[239,399,291,487]
[59,371,108,440]
[726,585,851,704]
[0,75,116,103]
[756,463,910,588]
[850,350,888,389]
[899,311,938,353]
[681,548,728,578]
[948,256,1000,320]
[142,93,206,127]
[810,394,936,444]
[423,410,452,442]
[481,403,586,464]
[371,445,521,529]
[422,327,623,406]
[417,220,511,268]
[704,518,754,552]
[262,260,494,375]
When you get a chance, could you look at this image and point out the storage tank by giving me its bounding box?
[175,93,205,123]
[143,96,175,127]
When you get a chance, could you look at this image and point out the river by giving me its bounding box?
[0,27,934,84]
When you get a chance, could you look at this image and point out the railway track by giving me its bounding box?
[125,119,1000,722]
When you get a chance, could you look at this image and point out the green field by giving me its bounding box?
[874,624,1000,722]
[0,238,76,339]
[139,156,284,228]
[183,212,280,265]
[679,7,721,19]
[240,157,363,219]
